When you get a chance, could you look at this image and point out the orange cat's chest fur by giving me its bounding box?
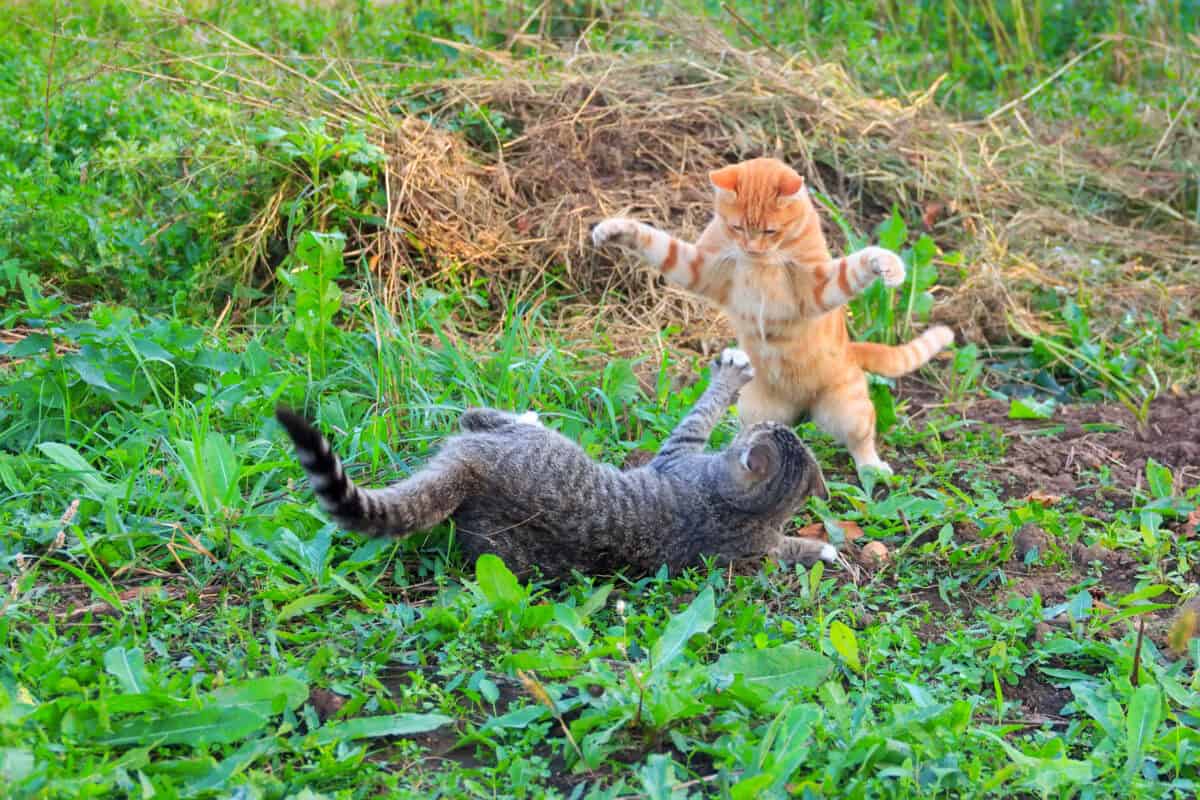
[724,254,851,394]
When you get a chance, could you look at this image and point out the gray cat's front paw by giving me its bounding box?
[714,348,755,386]
[772,537,839,566]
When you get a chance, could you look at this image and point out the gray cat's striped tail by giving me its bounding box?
[277,407,465,538]
[275,407,373,530]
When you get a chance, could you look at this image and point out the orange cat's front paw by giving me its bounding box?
[591,218,639,249]
[864,247,906,288]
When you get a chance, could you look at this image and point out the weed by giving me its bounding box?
[3,1,1200,797]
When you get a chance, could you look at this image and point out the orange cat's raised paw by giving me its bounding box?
[864,247,906,288]
[591,218,638,249]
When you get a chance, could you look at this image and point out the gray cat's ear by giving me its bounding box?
[740,443,776,478]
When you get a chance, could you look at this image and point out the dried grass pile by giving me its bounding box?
[369,24,1197,345]
[141,17,1198,347]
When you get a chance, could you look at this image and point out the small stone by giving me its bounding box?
[1014,525,1051,562]
[1071,542,1129,567]
[308,688,346,722]
[861,541,889,567]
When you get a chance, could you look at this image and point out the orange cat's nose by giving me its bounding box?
[744,239,773,257]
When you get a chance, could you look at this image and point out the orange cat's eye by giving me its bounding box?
[731,224,745,233]
[765,228,779,235]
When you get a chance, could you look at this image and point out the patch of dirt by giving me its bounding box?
[1005,570,1077,607]
[36,578,223,625]
[1005,669,1073,722]
[903,387,1200,509]
[307,688,348,723]
[871,583,971,644]
[1005,523,1141,603]
[621,449,657,470]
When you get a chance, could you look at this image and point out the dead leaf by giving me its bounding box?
[794,520,864,544]
[1168,600,1200,656]
[1022,490,1063,505]
[794,522,825,540]
[921,202,945,229]
[308,688,348,722]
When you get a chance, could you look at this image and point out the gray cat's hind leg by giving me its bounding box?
[771,536,837,565]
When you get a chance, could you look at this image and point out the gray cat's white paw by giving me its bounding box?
[717,348,754,382]
[818,543,838,564]
[516,410,543,427]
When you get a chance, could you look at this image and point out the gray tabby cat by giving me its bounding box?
[275,348,835,578]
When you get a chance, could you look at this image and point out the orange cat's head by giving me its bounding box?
[709,158,810,257]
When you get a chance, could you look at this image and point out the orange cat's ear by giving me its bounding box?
[709,165,740,194]
[777,172,805,199]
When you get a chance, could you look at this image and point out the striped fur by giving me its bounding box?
[593,157,954,475]
[275,350,834,579]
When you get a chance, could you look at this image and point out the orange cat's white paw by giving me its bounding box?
[591,218,638,249]
[716,348,755,384]
[865,247,905,288]
[856,459,894,478]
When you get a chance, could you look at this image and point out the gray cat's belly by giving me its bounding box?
[451,502,634,578]
[449,504,736,580]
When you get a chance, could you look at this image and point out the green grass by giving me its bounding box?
[3,1,1200,798]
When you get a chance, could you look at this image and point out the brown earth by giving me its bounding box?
[903,387,1200,509]
[1003,669,1073,724]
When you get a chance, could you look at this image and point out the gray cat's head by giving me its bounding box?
[720,421,827,511]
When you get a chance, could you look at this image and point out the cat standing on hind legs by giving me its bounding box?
[275,348,835,579]
[592,156,954,477]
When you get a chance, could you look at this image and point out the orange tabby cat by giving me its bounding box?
[592,157,953,475]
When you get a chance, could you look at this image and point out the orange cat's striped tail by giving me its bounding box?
[849,325,955,378]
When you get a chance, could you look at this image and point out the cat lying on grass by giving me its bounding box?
[276,349,835,579]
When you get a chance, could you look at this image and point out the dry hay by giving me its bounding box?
[366,24,1198,347]
[118,16,1197,348]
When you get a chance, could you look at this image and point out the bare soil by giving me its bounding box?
[1004,668,1073,722]
[903,387,1200,509]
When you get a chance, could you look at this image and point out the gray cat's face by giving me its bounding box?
[726,422,827,509]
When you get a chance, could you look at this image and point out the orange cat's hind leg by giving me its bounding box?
[811,378,893,477]
[736,378,801,427]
